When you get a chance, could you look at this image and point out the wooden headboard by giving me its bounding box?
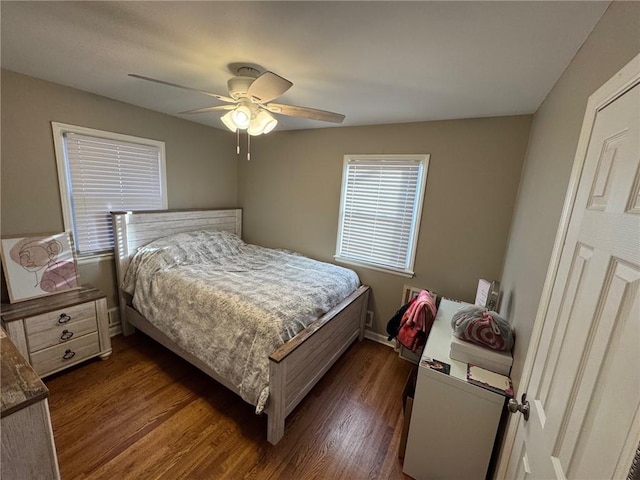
[111,208,242,321]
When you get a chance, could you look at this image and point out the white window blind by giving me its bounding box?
[335,155,428,276]
[53,124,166,256]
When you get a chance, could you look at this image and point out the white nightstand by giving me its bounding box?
[1,285,112,377]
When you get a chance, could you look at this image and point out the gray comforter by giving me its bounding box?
[122,230,360,412]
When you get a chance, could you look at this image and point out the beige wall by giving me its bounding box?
[0,70,532,332]
[1,69,237,307]
[500,1,640,389]
[238,116,532,337]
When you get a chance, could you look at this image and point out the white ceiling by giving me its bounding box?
[1,1,609,132]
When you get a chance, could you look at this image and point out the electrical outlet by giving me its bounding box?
[366,310,374,328]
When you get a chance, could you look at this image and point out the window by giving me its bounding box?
[52,123,167,257]
[335,154,429,276]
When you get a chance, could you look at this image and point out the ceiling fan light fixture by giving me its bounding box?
[220,110,238,132]
[248,109,278,136]
[263,114,278,134]
[129,69,345,140]
[231,105,251,129]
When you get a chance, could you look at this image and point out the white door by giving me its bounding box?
[503,57,640,480]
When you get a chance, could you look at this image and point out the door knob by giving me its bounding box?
[508,393,530,421]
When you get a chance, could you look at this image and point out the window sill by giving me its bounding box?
[334,256,415,278]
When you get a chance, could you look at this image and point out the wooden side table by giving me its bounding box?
[1,285,112,377]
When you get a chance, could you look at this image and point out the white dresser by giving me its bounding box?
[1,329,60,479]
[403,299,505,480]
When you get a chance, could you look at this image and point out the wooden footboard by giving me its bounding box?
[266,285,370,444]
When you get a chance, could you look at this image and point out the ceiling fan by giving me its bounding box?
[128,66,345,137]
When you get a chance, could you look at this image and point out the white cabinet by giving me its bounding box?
[403,299,505,480]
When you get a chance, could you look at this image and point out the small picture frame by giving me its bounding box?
[421,357,451,375]
[1,232,80,303]
[401,285,423,305]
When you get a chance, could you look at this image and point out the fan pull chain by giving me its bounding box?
[247,133,251,161]
[236,129,240,155]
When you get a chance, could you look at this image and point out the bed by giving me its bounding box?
[112,208,370,444]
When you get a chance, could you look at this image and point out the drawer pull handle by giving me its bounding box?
[57,313,72,324]
[62,349,76,361]
[60,330,74,341]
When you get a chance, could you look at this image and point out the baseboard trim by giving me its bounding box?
[108,307,122,337]
[364,330,395,348]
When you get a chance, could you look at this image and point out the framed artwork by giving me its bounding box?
[401,284,439,306]
[401,285,423,305]
[1,232,80,303]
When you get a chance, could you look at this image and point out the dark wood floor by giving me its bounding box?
[45,333,414,479]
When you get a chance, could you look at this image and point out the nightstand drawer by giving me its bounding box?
[25,302,96,337]
[30,332,100,376]
[27,315,98,352]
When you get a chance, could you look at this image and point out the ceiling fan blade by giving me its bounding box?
[128,74,236,103]
[265,103,345,123]
[247,71,293,104]
[179,105,236,115]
